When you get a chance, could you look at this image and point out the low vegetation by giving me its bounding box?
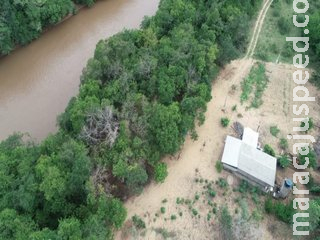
[254,0,301,62]
[132,215,146,229]
[240,63,268,108]
[298,147,317,169]
[263,144,276,157]
[270,125,280,137]
[279,138,288,150]
[215,160,223,173]
[154,162,168,183]
[300,118,314,133]
[278,155,290,168]
[221,117,230,128]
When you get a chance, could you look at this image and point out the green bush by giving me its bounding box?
[278,155,290,168]
[238,180,250,193]
[298,147,317,169]
[217,178,229,189]
[215,160,223,173]
[208,189,216,197]
[170,215,177,220]
[270,125,280,137]
[278,16,291,35]
[221,118,230,127]
[274,201,295,224]
[264,144,276,157]
[300,118,314,133]
[160,207,166,214]
[279,138,288,150]
[154,162,168,183]
[264,198,273,214]
[192,209,198,216]
[132,215,146,229]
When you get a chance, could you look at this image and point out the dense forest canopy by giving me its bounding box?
[4,0,320,239]
[0,0,95,55]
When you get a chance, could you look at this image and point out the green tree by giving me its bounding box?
[154,162,168,183]
[148,103,182,155]
[58,217,82,240]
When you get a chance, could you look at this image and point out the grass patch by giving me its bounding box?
[254,0,302,63]
[240,63,268,108]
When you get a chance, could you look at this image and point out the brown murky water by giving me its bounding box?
[0,0,159,141]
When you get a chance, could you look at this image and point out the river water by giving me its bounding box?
[0,0,159,141]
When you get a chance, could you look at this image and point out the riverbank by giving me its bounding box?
[0,4,85,59]
[0,0,160,141]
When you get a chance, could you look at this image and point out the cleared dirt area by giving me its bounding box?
[115,58,320,239]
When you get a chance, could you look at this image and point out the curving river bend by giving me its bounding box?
[0,0,159,141]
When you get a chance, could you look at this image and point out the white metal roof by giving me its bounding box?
[221,136,242,168]
[242,127,259,147]
[238,142,277,187]
[221,135,277,187]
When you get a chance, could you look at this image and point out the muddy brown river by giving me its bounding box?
[0,0,159,141]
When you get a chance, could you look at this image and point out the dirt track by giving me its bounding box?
[246,0,273,58]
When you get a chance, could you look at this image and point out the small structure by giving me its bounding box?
[273,178,293,199]
[221,128,277,189]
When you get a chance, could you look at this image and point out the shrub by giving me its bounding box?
[219,206,234,240]
[300,118,314,133]
[264,144,276,157]
[298,147,317,169]
[170,215,177,220]
[132,215,146,229]
[278,155,290,168]
[221,118,230,127]
[232,105,237,111]
[176,197,184,204]
[279,138,288,150]
[264,198,273,214]
[192,209,198,216]
[238,180,249,193]
[154,162,168,183]
[278,16,291,35]
[252,209,263,222]
[217,178,229,189]
[208,189,216,197]
[274,202,295,223]
[270,125,280,137]
[160,207,166,214]
[215,160,223,173]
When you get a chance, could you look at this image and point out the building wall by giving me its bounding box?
[223,163,270,191]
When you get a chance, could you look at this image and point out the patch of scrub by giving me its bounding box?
[240,63,269,108]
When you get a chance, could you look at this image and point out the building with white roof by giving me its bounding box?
[221,128,277,188]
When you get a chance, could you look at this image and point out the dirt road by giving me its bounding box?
[246,0,273,58]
